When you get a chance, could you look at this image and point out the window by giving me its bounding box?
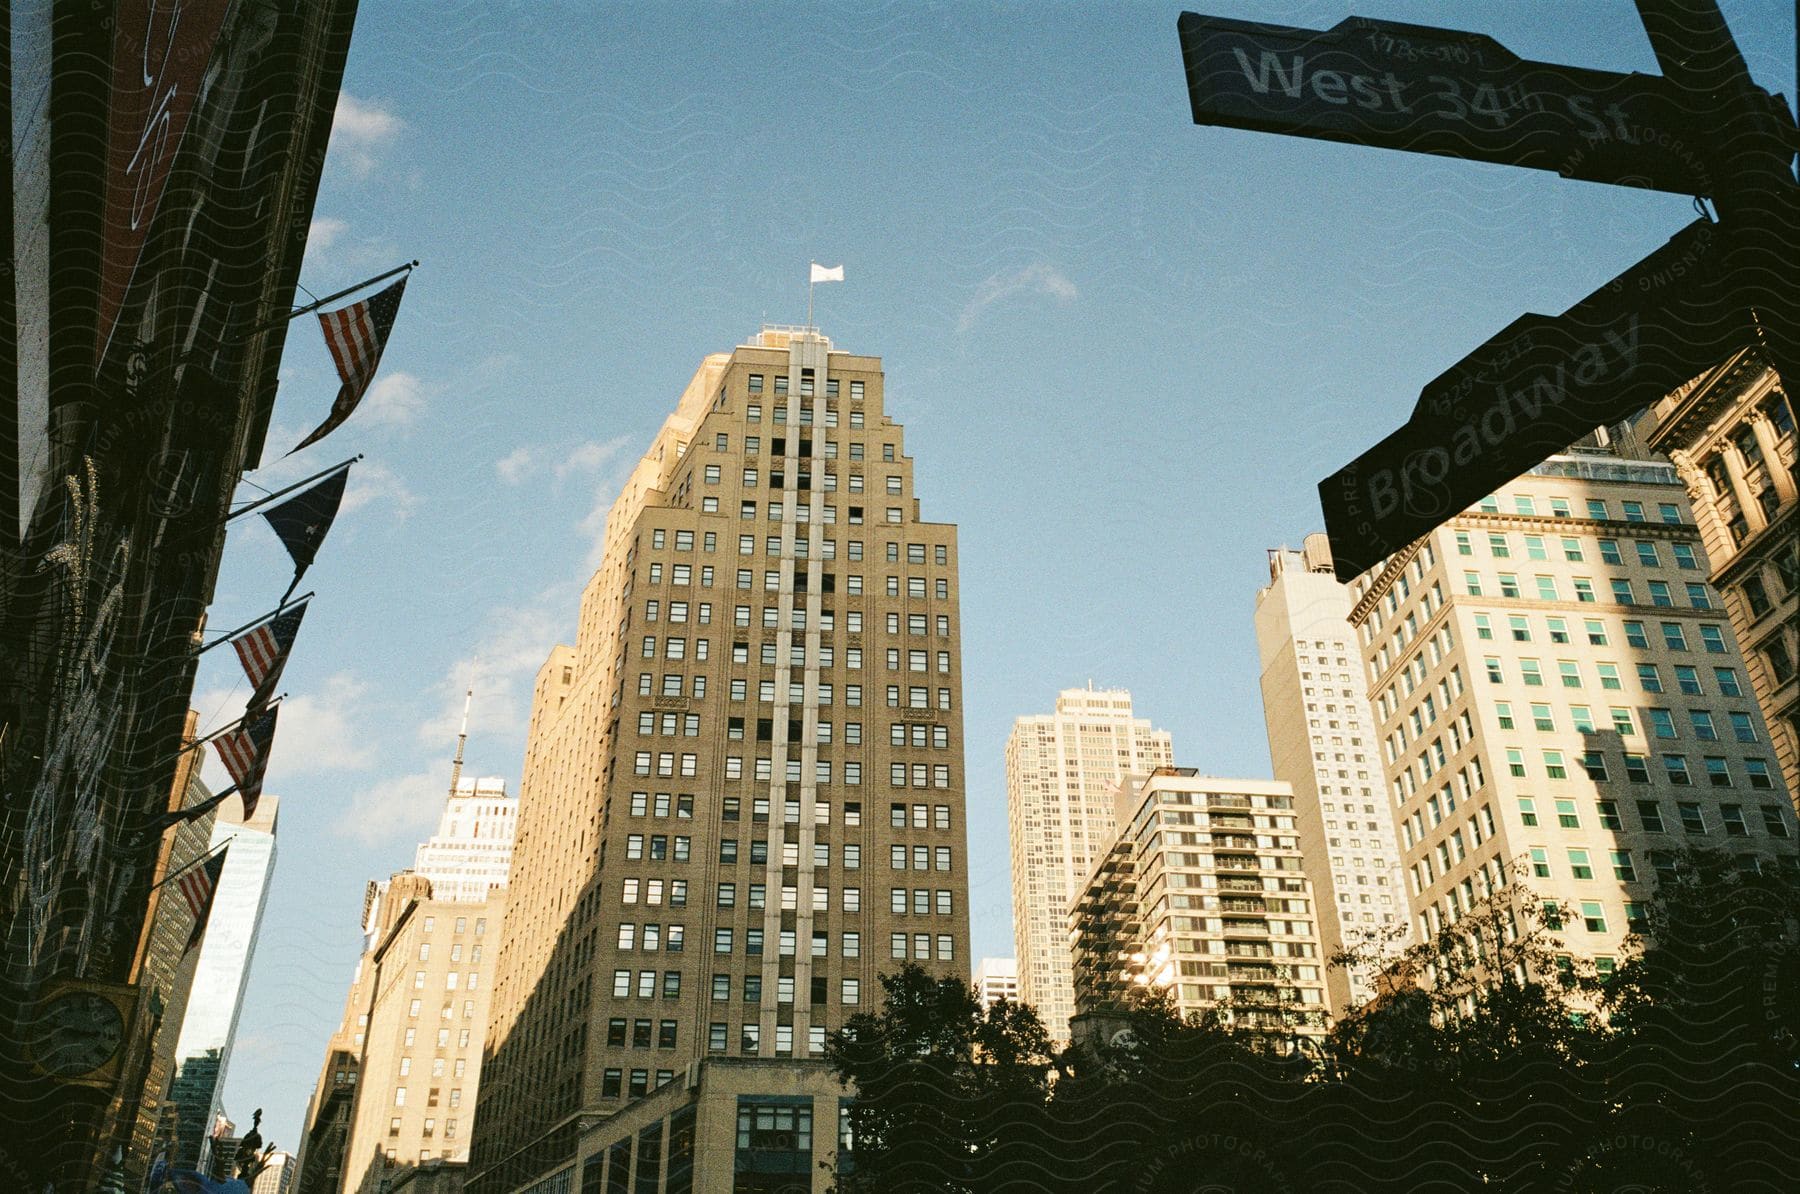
[1664,755,1693,786]
[1518,797,1538,826]
[1610,579,1635,604]
[1568,849,1593,879]
[1625,754,1650,784]
[1662,623,1688,651]
[1581,902,1607,932]
[1530,848,1551,878]
[1699,624,1726,654]
[1637,800,1664,832]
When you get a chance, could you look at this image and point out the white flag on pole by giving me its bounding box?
[810,263,845,284]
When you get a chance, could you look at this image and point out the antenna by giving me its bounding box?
[449,688,472,794]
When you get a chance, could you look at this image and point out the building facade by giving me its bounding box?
[293,1050,361,1194]
[1347,450,1799,981]
[1254,535,1408,1015]
[168,796,281,1173]
[470,329,971,1193]
[299,744,515,1194]
[973,957,1019,1010]
[338,878,505,1194]
[0,6,357,1185]
[1640,350,1799,800]
[1068,770,1328,1041]
[1005,688,1173,1043]
[412,778,516,903]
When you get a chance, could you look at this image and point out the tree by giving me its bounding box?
[826,964,1055,1192]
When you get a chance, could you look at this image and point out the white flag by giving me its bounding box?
[810,263,844,284]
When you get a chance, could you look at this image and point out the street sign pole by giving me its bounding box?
[1634,0,1800,396]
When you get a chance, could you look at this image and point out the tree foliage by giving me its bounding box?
[826,851,1800,1192]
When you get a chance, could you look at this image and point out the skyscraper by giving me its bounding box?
[1254,535,1407,1015]
[1005,688,1172,1043]
[1347,447,1798,975]
[168,796,280,1173]
[471,328,970,1194]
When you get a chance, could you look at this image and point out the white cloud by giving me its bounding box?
[308,216,349,252]
[361,371,427,428]
[556,437,629,481]
[418,588,578,756]
[495,436,630,488]
[329,95,404,179]
[957,263,1078,332]
[269,673,378,773]
[496,447,534,484]
[342,460,418,520]
[335,767,452,846]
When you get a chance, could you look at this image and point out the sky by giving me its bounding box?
[202,0,1797,1150]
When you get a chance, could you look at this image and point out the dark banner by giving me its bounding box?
[95,0,236,364]
[1319,218,1746,581]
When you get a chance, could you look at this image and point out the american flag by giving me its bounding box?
[211,704,280,820]
[231,599,309,710]
[177,848,228,953]
[292,275,409,453]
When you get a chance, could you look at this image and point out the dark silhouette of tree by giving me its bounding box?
[827,856,1800,1192]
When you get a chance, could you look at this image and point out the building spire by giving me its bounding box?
[449,688,472,795]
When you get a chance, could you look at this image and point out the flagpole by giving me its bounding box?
[228,456,359,520]
[144,699,285,774]
[146,837,236,894]
[807,279,815,331]
[236,260,418,343]
[195,593,314,656]
[149,786,240,834]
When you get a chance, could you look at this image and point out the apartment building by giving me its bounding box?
[1254,535,1407,1015]
[1005,688,1173,1043]
[1347,449,1798,982]
[1069,770,1328,1043]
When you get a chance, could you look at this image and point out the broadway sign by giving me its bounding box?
[1318,218,1745,581]
[1177,12,1715,194]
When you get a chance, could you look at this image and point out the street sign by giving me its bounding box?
[1177,12,1718,194]
[1318,218,1746,581]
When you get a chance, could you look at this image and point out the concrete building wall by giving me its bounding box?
[1069,770,1328,1040]
[1348,451,1799,982]
[1254,535,1407,1016]
[341,883,505,1194]
[1005,688,1172,1043]
[1640,353,1799,803]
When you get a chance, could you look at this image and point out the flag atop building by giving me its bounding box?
[261,466,350,599]
[231,600,309,712]
[810,262,844,283]
[178,849,230,954]
[293,276,409,453]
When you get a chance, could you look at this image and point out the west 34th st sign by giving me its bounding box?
[1177,5,1798,581]
[1178,12,1728,194]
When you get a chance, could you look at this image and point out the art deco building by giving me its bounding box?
[1068,770,1328,1041]
[470,328,970,1194]
[973,957,1020,1010]
[1639,350,1799,800]
[1254,535,1407,1016]
[168,796,281,1173]
[1347,448,1798,981]
[1005,688,1172,1044]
